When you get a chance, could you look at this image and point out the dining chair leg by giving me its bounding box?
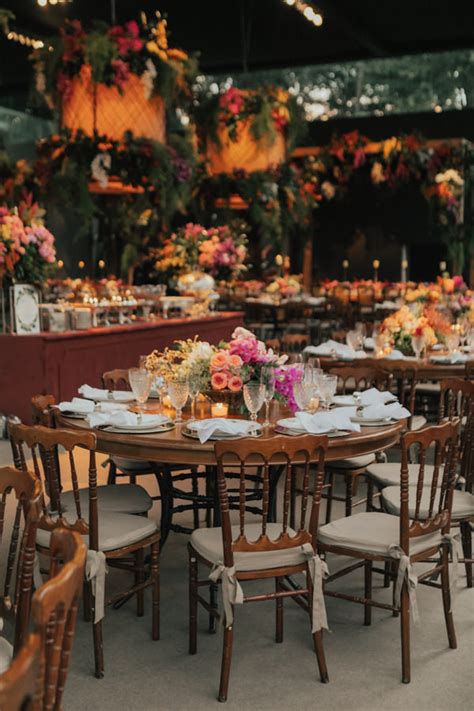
[189,553,198,654]
[107,460,117,485]
[383,560,391,588]
[440,543,457,649]
[151,541,160,641]
[344,474,353,517]
[325,471,334,524]
[191,467,200,530]
[83,579,92,622]
[400,582,410,684]
[366,477,374,511]
[460,520,472,588]
[92,617,105,679]
[209,582,218,634]
[364,560,372,626]
[218,624,234,702]
[275,577,283,643]
[135,548,145,617]
[307,570,329,682]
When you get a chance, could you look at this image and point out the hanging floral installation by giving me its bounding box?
[32,14,198,115]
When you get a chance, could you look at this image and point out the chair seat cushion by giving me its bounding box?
[328,453,376,470]
[37,510,157,553]
[191,523,307,572]
[415,383,440,394]
[318,511,442,556]
[0,635,13,674]
[382,486,474,521]
[367,462,436,488]
[60,484,152,515]
[410,415,427,431]
[111,456,152,472]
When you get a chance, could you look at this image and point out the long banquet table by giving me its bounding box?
[0,312,243,423]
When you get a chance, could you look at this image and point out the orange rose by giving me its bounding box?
[228,354,243,368]
[228,375,243,392]
[211,372,228,390]
[210,352,229,371]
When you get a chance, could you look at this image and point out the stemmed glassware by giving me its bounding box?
[188,371,201,420]
[261,369,275,428]
[445,330,460,356]
[128,368,153,422]
[411,333,425,360]
[315,374,338,410]
[243,382,265,423]
[167,376,189,423]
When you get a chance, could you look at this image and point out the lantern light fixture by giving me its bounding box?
[282,0,323,28]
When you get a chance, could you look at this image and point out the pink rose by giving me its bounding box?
[211,372,228,390]
[228,375,243,392]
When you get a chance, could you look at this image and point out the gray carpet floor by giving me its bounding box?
[0,440,472,710]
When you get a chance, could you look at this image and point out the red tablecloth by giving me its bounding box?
[0,312,243,423]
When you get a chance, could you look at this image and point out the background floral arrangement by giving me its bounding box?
[32,14,197,111]
[194,85,305,151]
[0,202,56,285]
[381,303,451,353]
[266,274,302,298]
[152,221,248,284]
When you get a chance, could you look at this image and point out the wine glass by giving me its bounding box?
[188,371,201,420]
[167,376,189,423]
[445,330,460,356]
[243,383,265,422]
[411,333,425,360]
[128,368,153,422]
[317,374,338,410]
[346,329,360,352]
[261,370,276,428]
[293,380,318,412]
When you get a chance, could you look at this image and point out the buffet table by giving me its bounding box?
[0,312,243,422]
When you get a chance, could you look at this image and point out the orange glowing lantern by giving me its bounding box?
[61,65,166,143]
[206,119,286,175]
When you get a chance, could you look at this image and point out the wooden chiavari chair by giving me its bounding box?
[0,466,41,665]
[319,420,460,683]
[8,423,160,678]
[0,528,87,711]
[30,394,152,517]
[323,365,392,521]
[188,435,330,702]
[281,333,310,353]
[101,369,131,391]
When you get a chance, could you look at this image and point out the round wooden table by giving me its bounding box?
[56,406,403,543]
[320,355,468,381]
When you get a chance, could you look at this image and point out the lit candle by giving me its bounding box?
[162,395,172,408]
[309,397,319,413]
[439,261,447,273]
[211,402,228,417]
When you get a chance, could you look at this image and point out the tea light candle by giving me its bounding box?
[211,402,228,417]
[162,395,172,408]
[309,397,319,413]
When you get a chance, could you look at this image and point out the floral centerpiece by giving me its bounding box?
[144,327,289,413]
[0,203,56,286]
[380,304,451,354]
[153,222,248,285]
[266,274,302,299]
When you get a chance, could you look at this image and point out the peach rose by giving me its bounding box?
[228,375,243,392]
[228,354,243,368]
[210,352,229,371]
[211,372,228,390]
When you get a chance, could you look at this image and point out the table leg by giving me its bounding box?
[150,463,174,547]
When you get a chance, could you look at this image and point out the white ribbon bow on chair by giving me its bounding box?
[388,544,419,625]
[301,543,330,633]
[86,551,107,623]
[209,563,244,628]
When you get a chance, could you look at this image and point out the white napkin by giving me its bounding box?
[87,411,168,428]
[430,353,467,364]
[295,407,360,434]
[362,402,410,421]
[384,349,406,360]
[353,388,394,407]
[96,401,129,413]
[375,300,398,310]
[305,340,366,359]
[190,418,259,444]
[364,337,375,350]
[57,397,95,414]
[78,384,133,402]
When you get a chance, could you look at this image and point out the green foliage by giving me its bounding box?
[85,31,117,84]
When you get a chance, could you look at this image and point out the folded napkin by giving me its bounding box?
[57,397,95,414]
[362,402,410,421]
[353,388,395,407]
[305,340,366,359]
[78,384,133,402]
[96,401,129,413]
[364,337,375,350]
[430,353,467,364]
[295,407,360,434]
[87,411,168,429]
[190,418,259,444]
[384,349,406,360]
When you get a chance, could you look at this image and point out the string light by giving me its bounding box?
[37,0,73,6]
[282,0,323,28]
[5,30,46,49]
